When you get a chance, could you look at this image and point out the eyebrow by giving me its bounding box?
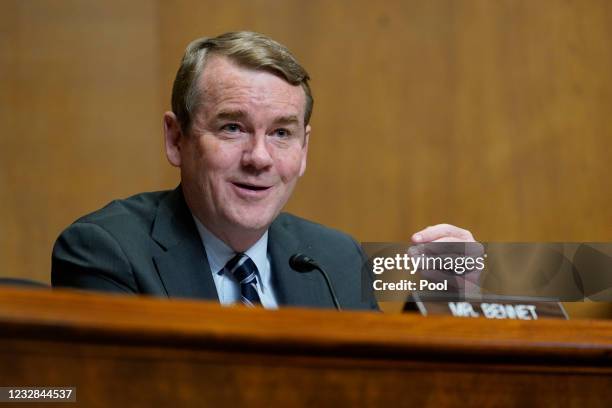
[215,110,248,121]
[273,115,300,126]
[215,111,301,126]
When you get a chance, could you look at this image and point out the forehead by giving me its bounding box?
[196,55,306,122]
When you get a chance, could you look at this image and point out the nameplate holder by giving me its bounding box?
[404,294,568,320]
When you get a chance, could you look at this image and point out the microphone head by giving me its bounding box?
[289,253,318,272]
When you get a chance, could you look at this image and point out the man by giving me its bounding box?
[52,32,475,310]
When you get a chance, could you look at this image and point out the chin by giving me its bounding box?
[229,209,278,232]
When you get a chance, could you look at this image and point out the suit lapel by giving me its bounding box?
[151,187,218,300]
[268,216,328,308]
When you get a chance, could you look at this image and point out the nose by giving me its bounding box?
[242,133,273,171]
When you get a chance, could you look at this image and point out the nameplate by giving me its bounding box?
[404,298,568,320]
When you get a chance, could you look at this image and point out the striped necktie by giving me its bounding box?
[224,253,261,307]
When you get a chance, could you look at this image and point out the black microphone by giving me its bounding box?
[289,253,342,311]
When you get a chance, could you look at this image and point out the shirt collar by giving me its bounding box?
[192,215,269,277]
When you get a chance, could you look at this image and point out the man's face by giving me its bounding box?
[168,55,310,247]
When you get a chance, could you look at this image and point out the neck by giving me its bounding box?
[208,224,265,253]
[191,214,266,253]
[181,185,268,252]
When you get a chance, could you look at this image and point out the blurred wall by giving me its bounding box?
[1,0,611,317]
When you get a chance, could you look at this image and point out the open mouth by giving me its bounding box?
[233,182,270,191]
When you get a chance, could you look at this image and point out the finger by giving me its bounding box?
[429,239,485,257]
[430,237,467,243]
[412,224,475,243]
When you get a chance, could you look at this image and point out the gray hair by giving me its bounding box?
[171,31,313,133]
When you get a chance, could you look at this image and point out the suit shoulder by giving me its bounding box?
[71,190,171,232]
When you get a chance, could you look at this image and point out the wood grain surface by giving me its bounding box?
[0,286,611,407]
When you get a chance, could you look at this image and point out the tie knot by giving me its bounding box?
[224,253,261,307]
[225,253,258,285]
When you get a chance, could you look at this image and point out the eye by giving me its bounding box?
[273,128,291,138]
[221,123,242,133]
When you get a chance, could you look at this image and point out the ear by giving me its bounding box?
[299,124,310,177]
[163,111,183,167]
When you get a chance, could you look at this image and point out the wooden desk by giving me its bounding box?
[0,286,610,407]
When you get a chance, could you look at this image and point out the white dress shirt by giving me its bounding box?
[192,216,279,309]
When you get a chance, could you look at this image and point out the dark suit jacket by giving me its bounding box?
[52,187,378,311]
